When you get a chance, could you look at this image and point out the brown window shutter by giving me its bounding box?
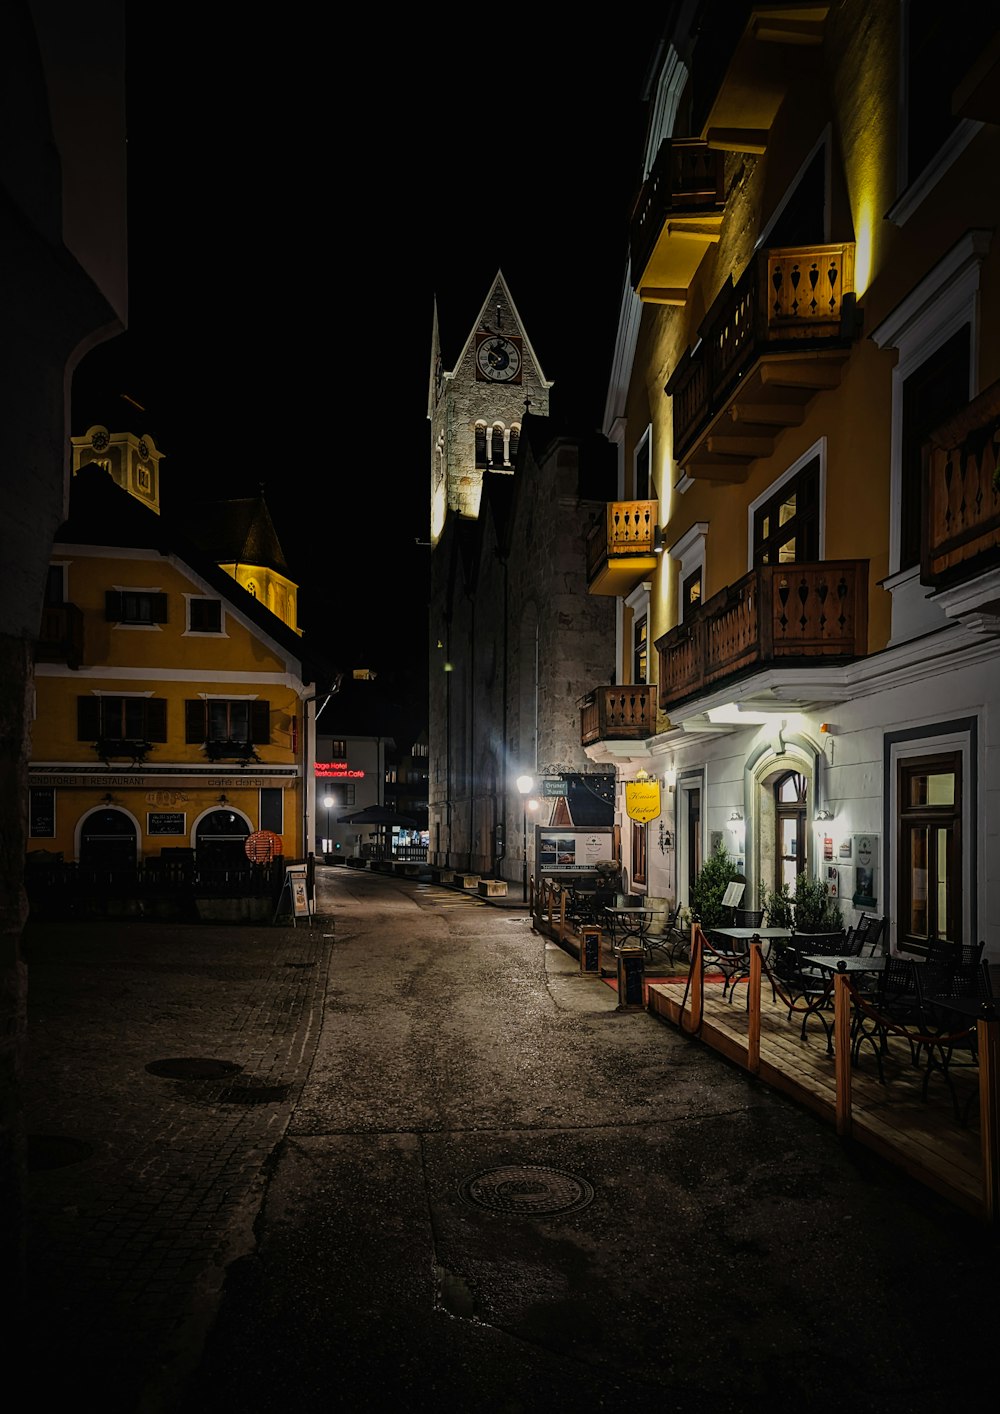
[150,592,168,623]
[105,590,124,621]
[185,699,206,743]
[77,696,101,740]
[250,700,270,744]
[146,698,168,743]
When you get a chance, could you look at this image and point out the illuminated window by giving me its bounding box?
[898,752,961,946]
[753,458,819,567]
[631,819,647,887]
[683,567,702,615]
[632,615,647,684]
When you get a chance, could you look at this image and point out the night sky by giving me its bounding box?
[71,16,662,682]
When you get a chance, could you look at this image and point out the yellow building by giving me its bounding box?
[28,440,334,898]
[586,2,1000,960]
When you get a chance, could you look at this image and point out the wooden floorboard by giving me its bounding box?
[647,976,987,1219]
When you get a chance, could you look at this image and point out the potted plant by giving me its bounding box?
[689,840,740,929]
[761,881,795,929]
[791,870,843,932]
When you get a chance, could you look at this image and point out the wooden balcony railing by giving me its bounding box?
[36,602,84,669]
[666,243,858,470]
[585,500,659,594]
[629,139,726,298]
[579,685,654,747]
[655,561,868,711]
[923,378,1000,587]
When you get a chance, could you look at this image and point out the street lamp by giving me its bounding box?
[516,774,534,902]
[322,794,334,856]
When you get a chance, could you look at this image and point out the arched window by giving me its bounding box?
[775,771,807,890]
[475,422,488,469]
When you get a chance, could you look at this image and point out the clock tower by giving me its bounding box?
[427,271,552,546]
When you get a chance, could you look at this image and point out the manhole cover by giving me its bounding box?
[217,1082,291,1105]
[28,1134,93,1172]
[146,1058,243,1080]
[459,1165,595,1215]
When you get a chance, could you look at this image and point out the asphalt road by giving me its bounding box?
[20,866,998,1412]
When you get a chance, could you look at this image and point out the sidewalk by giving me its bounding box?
[18,914,335,1411]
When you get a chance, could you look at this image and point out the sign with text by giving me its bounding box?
[315,762,365,778]
[536,827,613,875]
[625,780,660,823]
[147,812,186,835]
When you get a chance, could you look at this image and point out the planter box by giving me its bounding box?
[478,879,508,898]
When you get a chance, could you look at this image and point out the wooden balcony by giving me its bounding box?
[655,560,868,711]
[579,685,655,748]
[665,242,859,481]
[629,140,726,306]
[923,378,1000,589]
[36,602,84,669]
[586,500,659,596]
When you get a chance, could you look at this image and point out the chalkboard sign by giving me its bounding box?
[147,812,186,835]
[616,949,646,1009]
[30,787,55,838]
[580,927,601,975]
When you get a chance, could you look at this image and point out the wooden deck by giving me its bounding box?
[646,974,988,1219]
[528,884,998,1224]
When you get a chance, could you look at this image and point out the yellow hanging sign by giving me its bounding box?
[625,780,661,823]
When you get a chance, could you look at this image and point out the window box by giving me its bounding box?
[93,737,153,766]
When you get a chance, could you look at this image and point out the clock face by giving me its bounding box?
[476,335,522,382]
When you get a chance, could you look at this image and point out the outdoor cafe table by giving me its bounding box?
[603,906,664,954]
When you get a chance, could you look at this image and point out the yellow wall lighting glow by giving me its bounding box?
[854,198,874,298]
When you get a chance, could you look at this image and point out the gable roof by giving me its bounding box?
[185,492,289,575]
[448,270,553,392]
[56,464,338,689]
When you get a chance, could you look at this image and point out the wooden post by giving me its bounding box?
[555,886,567,940]
[747,940,761,1073]
[978,1016,999,1223]
[834,973,852,1136]
[690,925,704,1032]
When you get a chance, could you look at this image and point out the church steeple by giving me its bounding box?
[428,271,552,546]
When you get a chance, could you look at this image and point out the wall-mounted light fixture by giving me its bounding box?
[663,767,676,791]
[653,525,664,554]
[815,808,834,821]
[217,793,229,805]
[102,792,115,805]
[729,809,743,822]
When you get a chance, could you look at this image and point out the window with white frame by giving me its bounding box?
[668,522,707,623]
[870,231,985,580]
[625,582,650,685]
[186,596,224,633]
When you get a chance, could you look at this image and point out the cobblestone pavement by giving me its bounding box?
[19,914,334,1412]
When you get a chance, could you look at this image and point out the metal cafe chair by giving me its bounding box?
[850,955,925,1082]
[915,951,994,1123]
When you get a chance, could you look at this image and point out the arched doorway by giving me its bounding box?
[195,808,251,872]
[79,808,138,868]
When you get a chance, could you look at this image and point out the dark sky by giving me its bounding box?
[71,16,661,681]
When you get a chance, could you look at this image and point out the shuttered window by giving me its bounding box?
[105,590,168,624]
[77,696,167,742]
[185,699,270,745]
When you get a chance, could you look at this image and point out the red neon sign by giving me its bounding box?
[315,762,365,778]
